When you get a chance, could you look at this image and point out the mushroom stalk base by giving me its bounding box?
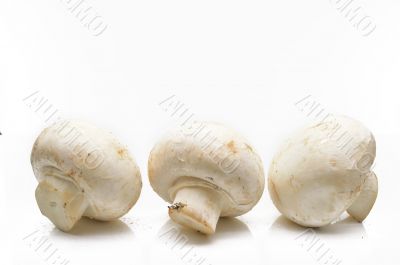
[35,177,88,232]
[169,187,222,235]
[347,171,378,222]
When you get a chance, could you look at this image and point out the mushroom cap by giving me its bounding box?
[268,115,376,227]
[148,122,265,217]
[31,120,142,221]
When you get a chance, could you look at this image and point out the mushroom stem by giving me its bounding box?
[35,176,89,232]
[347,171,378,222]
[169,187,222,235]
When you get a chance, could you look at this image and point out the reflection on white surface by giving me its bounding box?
[20,218,141,265]
[264,214,369,265]
[158,217,252,244]
[50,217,133,237]
[270,215,367,238]
[143,217,259,265]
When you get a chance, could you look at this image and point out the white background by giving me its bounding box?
[1,0,400,264]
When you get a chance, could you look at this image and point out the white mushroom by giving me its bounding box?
[31,120,142,232]
[148,122,264,234]
[268,115,377,227]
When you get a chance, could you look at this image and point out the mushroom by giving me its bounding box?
[31,120,142,231]
[268,115,377,227]
[148,122,264,234]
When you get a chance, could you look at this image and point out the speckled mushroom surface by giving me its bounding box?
[148,122,265,234]
[31,120,142,232]
[268,115,377,227]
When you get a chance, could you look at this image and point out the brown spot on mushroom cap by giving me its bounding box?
[148,155,155,182]
[226,140,237,153]
[117,149,124,156]
[67,169,76,177]
[353,184,362,194]
[329,159,337,167]
[117,148,128,158]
